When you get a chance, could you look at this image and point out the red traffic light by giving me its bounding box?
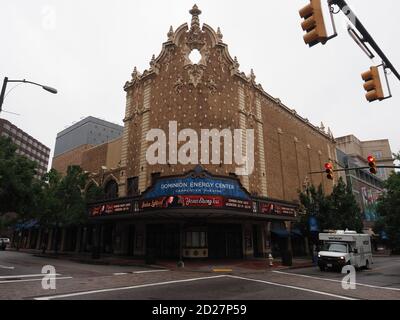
[324,162,334,180]
[324,162,333,170]
[367,155,375,163]
[367,155,377,174]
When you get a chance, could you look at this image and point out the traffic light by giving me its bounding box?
[324,162,334,180]
[299,0,328,47]
[367,155,377,174]
[361,66,384,102]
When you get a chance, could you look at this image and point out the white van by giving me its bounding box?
[317,230,372,271]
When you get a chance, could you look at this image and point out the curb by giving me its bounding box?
[33,253,167,270]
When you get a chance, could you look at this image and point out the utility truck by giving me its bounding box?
[317,230,372,271]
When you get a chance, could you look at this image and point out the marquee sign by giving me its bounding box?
[89,200,138,217]
[142,175,250,200]
[259,202,297,217]
[140,195,253,212]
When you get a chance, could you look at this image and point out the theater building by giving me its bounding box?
[57,5,337,259]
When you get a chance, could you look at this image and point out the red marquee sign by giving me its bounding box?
[140,195,252,211]
[259,202,296,217]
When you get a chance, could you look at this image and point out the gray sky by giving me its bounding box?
[1,0,399,167]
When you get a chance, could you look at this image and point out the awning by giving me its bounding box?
[291,229,303,237]
[14,219,39,231]
[24,219,39,229]
[271,229,290,238]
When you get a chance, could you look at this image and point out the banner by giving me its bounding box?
[259,202,296,217]
[140,195,252,211]
[89,200,138,217]
[143,176,250,200]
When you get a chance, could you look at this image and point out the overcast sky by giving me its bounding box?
[1,0,399,167]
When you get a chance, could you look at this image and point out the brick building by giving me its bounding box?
[38,6,337,259]
[0,118,50,178]
[52,116,123,175]
[335,134,394,238]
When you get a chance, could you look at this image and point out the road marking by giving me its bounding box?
[227,275,356,300]
[132,269,169,274]
[273,270,400,292]
[0,277,72,284]
[0,265,15,270]
[34,275,226,300]
[213,269,233,272]
[113,273,128,276]
[0,273,61,279]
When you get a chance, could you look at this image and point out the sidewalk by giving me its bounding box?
[9,248,315,273]
[155,257,315,273]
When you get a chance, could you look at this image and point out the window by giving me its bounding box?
[104,180,118,199]
[185,231,207,248]
[127,177,139,196]
[372,151,383,159]
[151,172,161,185]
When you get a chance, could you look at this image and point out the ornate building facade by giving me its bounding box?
[39,5,337,259]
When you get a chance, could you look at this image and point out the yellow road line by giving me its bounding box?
[213,269,233,272]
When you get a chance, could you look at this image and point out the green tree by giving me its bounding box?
[39,166,89,253]
[374,172,400,252]
[85,182,105,203]
[299,178,363,235]
[299,184,331,235]
[0,136,38,219]
[329,178,363,232]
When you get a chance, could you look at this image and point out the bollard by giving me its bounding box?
[268,253,273,267]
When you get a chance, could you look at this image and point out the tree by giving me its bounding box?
[299,177,363,235]
[374,172,400,252]
[38,166,89,254]
[299,184,331,235]
[85,182,105,203]
[0,136,38,218]
[329,178,363,232]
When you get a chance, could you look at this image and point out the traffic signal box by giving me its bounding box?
[299,0,328,47]
[361,66,385,102]
[324,162,334,180]
[367,155,377,174]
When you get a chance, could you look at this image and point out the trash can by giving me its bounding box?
[281,250,293,266]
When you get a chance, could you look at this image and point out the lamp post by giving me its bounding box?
[0,77,57,113]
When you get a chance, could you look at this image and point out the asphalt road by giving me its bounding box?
[1,251,399,300]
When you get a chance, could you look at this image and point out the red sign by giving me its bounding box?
[259,202,296,217]
[89,201,134,217]
[140,195,252,211]
[140,195,224,209]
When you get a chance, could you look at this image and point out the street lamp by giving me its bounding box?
[0,77,58,113]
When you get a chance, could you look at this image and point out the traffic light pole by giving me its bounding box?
[329,0,400,81]
[309,165,400,175]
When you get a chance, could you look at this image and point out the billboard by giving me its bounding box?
[142,176,250,200]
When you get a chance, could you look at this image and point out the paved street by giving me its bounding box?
[1,251,399,300]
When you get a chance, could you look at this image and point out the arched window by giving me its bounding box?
[104,180,118,199]
[86,182,102,202]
